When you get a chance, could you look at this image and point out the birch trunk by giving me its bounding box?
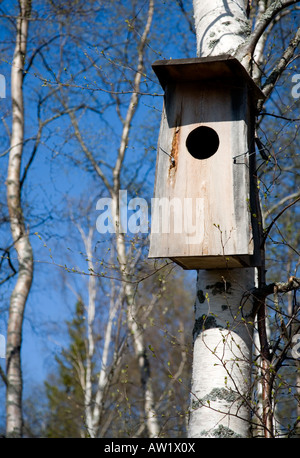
[110,0,159,437]
[113,193,159,438]
[193,0,250,58]
[6,0,33,438]
[189,269,255,437]
[188,0,256,438]
[68,0,158,436]
[64,0,158,433]
[75,225,122,438]
[76,227,96,437]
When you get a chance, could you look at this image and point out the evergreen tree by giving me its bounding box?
[44,300,87,438]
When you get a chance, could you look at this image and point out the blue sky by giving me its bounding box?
[0,1,197,405]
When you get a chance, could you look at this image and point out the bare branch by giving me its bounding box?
[24,35,61,77]
[176,0,195,34]
[66,107,114,195]
[0,365,7,387]
[263,191,300,218]
[236,0,300,62]
[261,112,300,122]
[261,26,300,100]
[263,195,300,243]
[250,276,300,309]
[112,0,154,194]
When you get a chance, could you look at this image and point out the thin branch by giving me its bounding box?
[112,0,154,193]
[24,35,61,77]
[66,106,114,195]
[260,112,300,122]
[253,276,300,303]
[176,0,195,34]
[236,0,300,61]
[261,25,300,100]
[263,191,300,218]
[263,195,300,243]
[0,365,7,387]
[20,102,89,188]
[0,248,17,286]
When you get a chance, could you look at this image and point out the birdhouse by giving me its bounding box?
[149,55,265,270]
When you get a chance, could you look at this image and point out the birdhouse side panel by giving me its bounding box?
[230,87,257,257]
[149,88,184,258]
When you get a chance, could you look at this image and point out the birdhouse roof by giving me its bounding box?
[152,54,265,101]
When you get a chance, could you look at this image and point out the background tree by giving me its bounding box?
[5,0,33,438]
[38,264,193,438]
[1,1,195,438]
[44,299,87,438]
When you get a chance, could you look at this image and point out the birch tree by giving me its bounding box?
[79,1,158,437]
[189,0,300,438]
[3,0,83,436]
[73,222,127,438]
[106,1,160,436]
[47,0,160,437]
[1,0,194,438]
[5,0,33,438]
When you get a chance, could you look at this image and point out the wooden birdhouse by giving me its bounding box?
[149,55,265,270]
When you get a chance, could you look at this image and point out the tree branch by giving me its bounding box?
[258,276,300,298]
[263,191,300,218]
[263,195,300,243]
[66,106,114,195]
[112,0,154,194]
[261,26,300,100]
[260,112,300,122]
[236,0,300,62]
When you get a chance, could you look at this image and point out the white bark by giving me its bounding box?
[110,0,159,438]
[113,191,159,437]
[193,0,250,57]
[75,226,96,436]
[69,1,158,437]
[6,0,32,438]
[188,269,254,437]
[252,0,268,84]
[189,0,256,438]
[93,282,122,435]
[75,225,123,438]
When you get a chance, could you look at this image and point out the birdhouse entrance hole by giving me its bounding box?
[186,126,219,160]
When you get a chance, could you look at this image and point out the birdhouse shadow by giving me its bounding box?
[164,81,246,128]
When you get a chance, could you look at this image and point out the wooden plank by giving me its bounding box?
[148,80,260,269]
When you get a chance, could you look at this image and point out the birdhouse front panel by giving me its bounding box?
[149,56,263,269]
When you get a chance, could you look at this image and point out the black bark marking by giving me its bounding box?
[206,281,232,295]
[212,425,242,438]
[193,314,222,340]
[197,289,206,303]
[205,387,240,403]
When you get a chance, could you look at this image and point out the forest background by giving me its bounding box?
[0,0,299,438]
